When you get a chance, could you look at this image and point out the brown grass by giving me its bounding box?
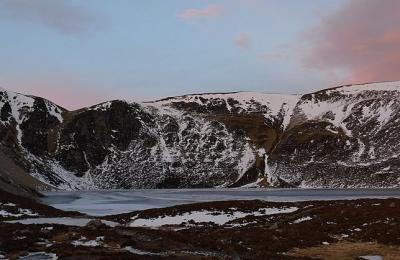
[289,241,400,260]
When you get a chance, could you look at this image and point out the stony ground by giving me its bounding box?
[0,190,399,259]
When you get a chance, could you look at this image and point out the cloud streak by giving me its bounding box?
[0,0,102,36]
[303,0,400,83]
[234,34,250,49]
[179,5,225,20]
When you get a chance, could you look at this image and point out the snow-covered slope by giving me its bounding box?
[0,88,69,191]
[152,92,300,130]
[0,89,64,148]
[270,81,400,187]
[1,82,400,190]
[153,91,300,115]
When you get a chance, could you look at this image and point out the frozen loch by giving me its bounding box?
[41,188,400,216]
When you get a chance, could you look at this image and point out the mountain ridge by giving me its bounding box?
[1,81,400,190]
[3,79,399,112]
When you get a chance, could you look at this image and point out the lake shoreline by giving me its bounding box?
[41,188,400,216]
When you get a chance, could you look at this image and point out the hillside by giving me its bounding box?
[1,82,400,190]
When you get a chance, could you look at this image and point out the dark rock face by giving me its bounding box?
[56,101,146,174]
[0,102,11,121]
[20,98,61,157]
[1,82,400,190]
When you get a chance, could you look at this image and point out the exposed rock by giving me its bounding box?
[1,82,400,190]
[86,219,106,229]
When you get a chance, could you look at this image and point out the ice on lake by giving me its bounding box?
[6,217,118,227]
[41,188,400,216]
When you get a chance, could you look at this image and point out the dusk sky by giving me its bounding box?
[1,0,399,109]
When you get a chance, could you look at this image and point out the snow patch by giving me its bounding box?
[293,216,312,223]
[129,207,298,228]
[360,256,383,260]
[124,246,164,256]
[72,236,103,247]
[334,81,400,94]
[235,144,256,182]
[153,92,300,115]
[0,206,38,218]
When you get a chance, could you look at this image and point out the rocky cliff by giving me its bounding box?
[1,82,400,190]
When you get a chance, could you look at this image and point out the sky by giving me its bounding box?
[0,0,399,109]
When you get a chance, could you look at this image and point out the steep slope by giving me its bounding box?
[1,82,400,190]
[269,81,400,187]
[0,89,63,196]
[0,150,48,197]
[39,92,299,189]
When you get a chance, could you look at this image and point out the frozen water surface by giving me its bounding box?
[41,188,400,216]
[6,217,118,227]
[19,252,58,260]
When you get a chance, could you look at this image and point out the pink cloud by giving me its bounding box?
[0,0,103,36]
[303,0,400,84]
[179,5,225,20]
[234,34,250,49]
